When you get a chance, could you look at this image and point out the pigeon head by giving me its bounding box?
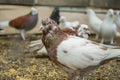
[106,9,114,18]
[77,24,90,39]
[40,18,64,48]
[40,18,60,36]
[79,24,90,34]
[30,7,38,15]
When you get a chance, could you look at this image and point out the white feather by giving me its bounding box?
[37,46,47,55]
[28,39,46,54]
[59,16,80,30]
[0,21,9,29]
[31,7,38,15]
[100,9,117,44]
[116,11,120,30]
[86,9,103,39]
[29,40,43,48]
[77,24,90,39]
[57,36,120,70]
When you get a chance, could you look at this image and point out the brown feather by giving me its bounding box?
[9,13,38,31]
[9,14,29,29]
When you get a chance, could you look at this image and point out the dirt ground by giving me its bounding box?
[0,34,120,80]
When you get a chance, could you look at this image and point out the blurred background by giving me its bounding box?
[0,0,120,9]
[0,0,120,35]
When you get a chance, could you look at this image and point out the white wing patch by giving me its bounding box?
[56,36,109,70]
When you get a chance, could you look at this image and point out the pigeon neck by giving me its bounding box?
[104,15,114,23]
[42,30,67,62]
[30,11,38,15]
[42,30,67,49]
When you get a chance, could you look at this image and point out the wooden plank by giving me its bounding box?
[60,7,107,14]
[0,0,35,5]
[0,0,89,7]
[38,0,89,7]
[93,0,120,9]
[0,0,120,9]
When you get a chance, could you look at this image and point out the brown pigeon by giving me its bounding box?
[0,7,38,40]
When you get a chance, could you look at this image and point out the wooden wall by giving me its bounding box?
[0,0,34,5]
[0,0,120,9]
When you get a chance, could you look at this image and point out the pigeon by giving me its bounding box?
[32,18,120,80]
[76,24,90,39]
[86,8,103,39]
[0,7,38,40]
[28,23,90,55]
[59,16,80,31]
[116,11,120,31]
[100,9,117,44]
[50,6,60,24]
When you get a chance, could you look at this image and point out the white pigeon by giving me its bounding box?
[116,11,120,31]
[86,9,103,39]
[100,9,117,44]
[77,24,90,39]
[115,11,120,37]
[59,16,80,31]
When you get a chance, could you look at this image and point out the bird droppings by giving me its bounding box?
[0,35,120,80]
